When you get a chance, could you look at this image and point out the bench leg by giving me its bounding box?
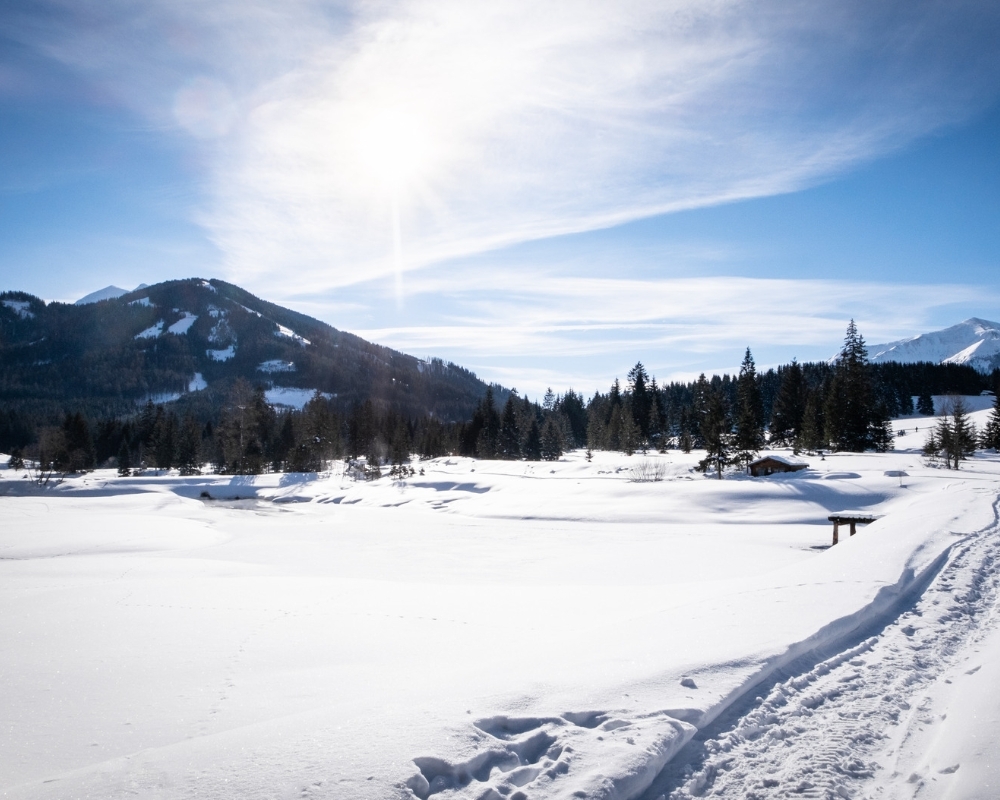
[850,522,857,536]
[833,521,839,545]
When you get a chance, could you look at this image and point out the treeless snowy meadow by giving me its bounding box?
[2,404,999,799]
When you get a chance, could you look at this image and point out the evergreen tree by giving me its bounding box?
[697,387,730,479]
[586,402,607,452]
[540,417,563,460]
[627,362,652,443]
[939,396,977,469]
[499,395,521,459]
[617,402,640,456]
[176,414,201,475]
[152,410,177,471]
[273,413,295,471]
[389,414,411,465]
[826,320,883,451]
[218,379,274,474]
[678,406,693,453]
[8,449,25,471]
[607,379,623,414]
[733,348,765,471]
[137,400,157,451]
[304,393,341,468]
[117,439,131,477]
[62,411,95,472]
[981,393,1000,450]
[797,389,825,452]
[869,401,895,453]
[523,419,542,460]
[923,425,943,461]
[770,359,805,446]
[473,387,501,458]
[558,389,588,447]
[691,373,710,447]
[648,377,666,450]
[916,389,935,416]
[604,404,620,451]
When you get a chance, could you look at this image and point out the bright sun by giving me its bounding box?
[351,108,437,193]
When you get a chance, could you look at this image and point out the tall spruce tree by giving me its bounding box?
[916,389,935,416]
[826,320,884,451]
[219,379,275,474]
[176,414,201,475]
[117,439,132,477]
[499,395,521,459]
[691,373,711,448]
[940,396,977,469]
[523,419,543,460]
[697,386,731,479]
[627,362,652,443]
[152,410,177,471]
[474,387,501,458]
[540,417,563,460]
[770,359,805,446]
[798,389,825,452]
[982,393,1000,450]
[733,348,765,471]
[62,412,95,472]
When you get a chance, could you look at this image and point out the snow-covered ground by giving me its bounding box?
[264,386,329,409]
[1,405,998,800]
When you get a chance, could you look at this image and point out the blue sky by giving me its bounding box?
[2,1,1000,397]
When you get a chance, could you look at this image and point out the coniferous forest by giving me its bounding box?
[3,316,999,478]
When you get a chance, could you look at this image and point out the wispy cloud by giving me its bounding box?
[354,273,1000,350]
[336,270,1000,393]
[212,0,1000,293]
[10,1,1000,293]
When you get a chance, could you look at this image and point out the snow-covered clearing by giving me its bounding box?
[264,386,328,409]
[167,312,198,335]
[188,372,207,392]
[206,345,235,361]
[1,409,999,800]
[276,323,311,346]
[258,359,297,373]
[2,299,34,318]
[134,320,164,339]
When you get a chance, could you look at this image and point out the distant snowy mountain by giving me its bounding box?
[866,318,1000,373]
[75,283,149,305]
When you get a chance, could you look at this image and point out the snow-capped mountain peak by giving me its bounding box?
[867,317,1000,373]
[75,283,150,305]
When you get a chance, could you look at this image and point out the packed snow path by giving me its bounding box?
[641,494,1000,800]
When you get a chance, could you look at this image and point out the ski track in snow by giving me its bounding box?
[640,492,1000,800]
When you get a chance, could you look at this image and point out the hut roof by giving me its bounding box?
[750,455,808,468]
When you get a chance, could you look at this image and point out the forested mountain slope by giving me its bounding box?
[0,278,502,422]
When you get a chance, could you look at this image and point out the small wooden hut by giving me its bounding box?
[749,455,808,477]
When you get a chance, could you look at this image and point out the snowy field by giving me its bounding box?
[2,403,999,800]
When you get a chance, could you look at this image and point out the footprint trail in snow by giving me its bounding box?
[641,499,1000,800]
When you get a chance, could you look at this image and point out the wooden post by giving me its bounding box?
[832,520,839,545]
[850,521,857,537]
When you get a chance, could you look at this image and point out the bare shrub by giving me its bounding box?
[628,460,665,482]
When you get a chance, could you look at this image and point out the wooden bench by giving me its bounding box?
[828,514,878,545]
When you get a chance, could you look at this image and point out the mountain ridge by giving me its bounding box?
[866,317,1000,373]
[1,277,506,422]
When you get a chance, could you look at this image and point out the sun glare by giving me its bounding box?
[351,108,438,193]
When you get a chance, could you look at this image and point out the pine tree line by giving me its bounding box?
[5,322,1000,477]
